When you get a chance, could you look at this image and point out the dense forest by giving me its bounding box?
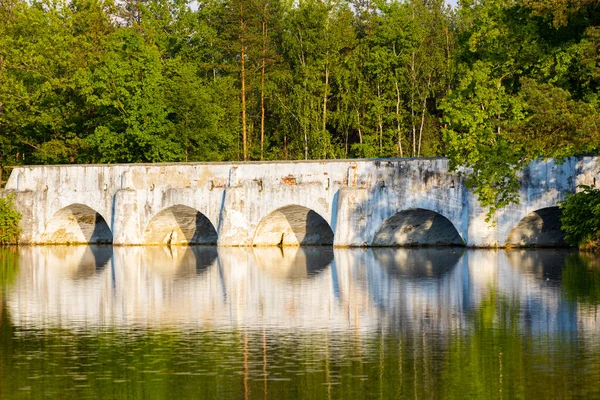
[0,0,599,207]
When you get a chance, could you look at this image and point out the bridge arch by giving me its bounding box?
[143,205,218,245]
[252,205,334,246]
[372,208,464,247]
[505,207,567,247]
[42,204,113,244]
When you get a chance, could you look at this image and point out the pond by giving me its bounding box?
[0,246,599,399]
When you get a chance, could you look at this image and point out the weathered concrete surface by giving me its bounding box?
[2,157,599,247]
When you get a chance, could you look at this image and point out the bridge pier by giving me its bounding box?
[217,187,252,247]
[332,188,369,247]
[112,189,140,245]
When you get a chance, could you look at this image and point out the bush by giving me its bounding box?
[559,185,600,250]
[0,194,22,245]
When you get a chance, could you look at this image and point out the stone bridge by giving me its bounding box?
[3,157,599,247]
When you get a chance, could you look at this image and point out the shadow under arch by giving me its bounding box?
[372,208,463,247]
[252,205,334,246]
[143,205,217,245]
[42,204,113,244]
[505,207,568,248]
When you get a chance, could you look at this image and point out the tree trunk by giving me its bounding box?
[395,80,403,157]
[240,4,248,161]
[304,79,309,160]
[417,75,431,157]
[260,19,267,160]
[345,127,349,157]
[322,64,329,159]
[418,99,426,158]
[445,26,451,95]
[356,108,363,145]
[377,81,383,155]
[411,51,416,157]
[304,125,308,160]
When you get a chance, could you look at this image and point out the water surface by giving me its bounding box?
[1,246,599,399]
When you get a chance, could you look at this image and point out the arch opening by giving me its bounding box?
[253,205,334,246]
[42,204,113,244]
[505,207,568,248]
[372,208,463,247]
[143,205,217,245]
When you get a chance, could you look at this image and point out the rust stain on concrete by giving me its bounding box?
[282,175,297,186]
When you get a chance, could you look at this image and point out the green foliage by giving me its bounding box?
[0,194,21,245]
[0,0,454,164]
[441,61,525,219]
[559,185,600,248]
[82,29,183,163]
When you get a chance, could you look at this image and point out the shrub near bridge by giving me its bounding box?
[0,194,21,245]
[559,186,600,251]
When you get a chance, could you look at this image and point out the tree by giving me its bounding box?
[442,0,600,217]
[82,29,182,162]
[441,61,525,218]
[522,0,598,28]
[0,0,117,165]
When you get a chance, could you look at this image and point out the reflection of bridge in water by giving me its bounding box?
[7,247,596,336]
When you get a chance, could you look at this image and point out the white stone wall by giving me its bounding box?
[3,157,599,246]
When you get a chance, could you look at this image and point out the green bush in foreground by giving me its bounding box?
[559,185,600,251]
[0,194,21,245]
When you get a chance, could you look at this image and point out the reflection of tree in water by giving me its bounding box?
[251,247,333,281]
[442,288,582,399]
[443,289,527,397]
[373,247,463,278]
[0,248,19,289]
[0,248,19,328]
[505,248,575,284]
[562,253,600,305]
